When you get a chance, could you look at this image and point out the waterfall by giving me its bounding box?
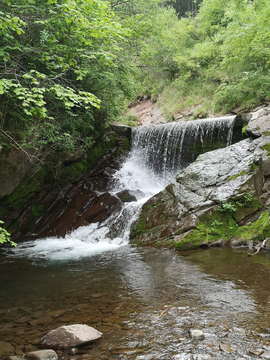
[8,116,237,260]
[131,116,236,183]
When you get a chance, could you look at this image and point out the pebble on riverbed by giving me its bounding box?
[189,329,205,341]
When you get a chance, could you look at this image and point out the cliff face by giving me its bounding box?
[131,105,270,250]
[0,127,130,240]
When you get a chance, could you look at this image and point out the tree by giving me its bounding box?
[0,221,16,246]
[0,0,129,154]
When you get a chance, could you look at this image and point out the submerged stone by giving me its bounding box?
[40,324,102,350]
[0,341,15,356]
[26,350,58,360]
[189,329,205,340]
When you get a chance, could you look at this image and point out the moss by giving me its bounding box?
[31,203,45,218]
[174,208,237,250]
[250,162,259,172]
[174,207,269,250]
[136,217,147,236]
[7,178,40,206]
[234,211,270,241]
[61,159,87,179]
[227,170,248,181]
[242,125,248,135]
[61,137,117,180]
[86,138,116,167]
[6,165,50,208]
[260,143,270,156]
[123,138,130,151]
[37,165,49,179]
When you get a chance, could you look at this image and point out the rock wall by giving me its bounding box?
[0,126,131,240]
[131,104,270,250]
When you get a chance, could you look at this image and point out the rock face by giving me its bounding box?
[132,135,270,249]
[40,324,102,350]
[0,131,129,240]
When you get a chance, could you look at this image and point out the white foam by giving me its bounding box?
[9,135,176,261]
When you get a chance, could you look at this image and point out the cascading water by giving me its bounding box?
[8,116,237,260]
[131,115,236,182]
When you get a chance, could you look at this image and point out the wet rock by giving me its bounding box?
[0,341,15,356]
[83,193,122,224]
[26,350,58,360]
[189,329,205,340]
[116,190,137,203]
[40,324,102,350]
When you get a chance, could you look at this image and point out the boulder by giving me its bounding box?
[132,135,270,249]
[40,324,102,350]
[26,350,58,360]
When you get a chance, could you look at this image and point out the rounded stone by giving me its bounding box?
[189,329,205,341]
[26,350,58,360]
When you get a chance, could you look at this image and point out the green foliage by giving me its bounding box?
[0,220,16,246]
[31,203,45,218]
[218,201,237,213]
[260,143,270,157]
[131,0,270,116]
[1,0,270,159]
[0,0,132,153]
[242,125,248,135]
[244,191,254,204]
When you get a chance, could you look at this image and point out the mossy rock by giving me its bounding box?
[31,203,45,218]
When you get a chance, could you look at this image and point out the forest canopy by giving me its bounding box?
[0,0,270,154]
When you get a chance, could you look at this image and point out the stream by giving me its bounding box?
[1,246,270,359]
[1,118,270,359]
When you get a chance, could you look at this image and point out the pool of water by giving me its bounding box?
[1,245,270,359]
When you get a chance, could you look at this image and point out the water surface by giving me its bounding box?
[1,246,270,359]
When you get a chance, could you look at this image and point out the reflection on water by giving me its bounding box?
[1,246,270,359]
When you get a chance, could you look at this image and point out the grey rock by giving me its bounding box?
[247,106,270,137]
[26,350,58,360]
[109,123,131,138]
[40,324,102,350]
[133,131,270,248]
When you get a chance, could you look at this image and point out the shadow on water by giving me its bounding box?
[1,245,270,359]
